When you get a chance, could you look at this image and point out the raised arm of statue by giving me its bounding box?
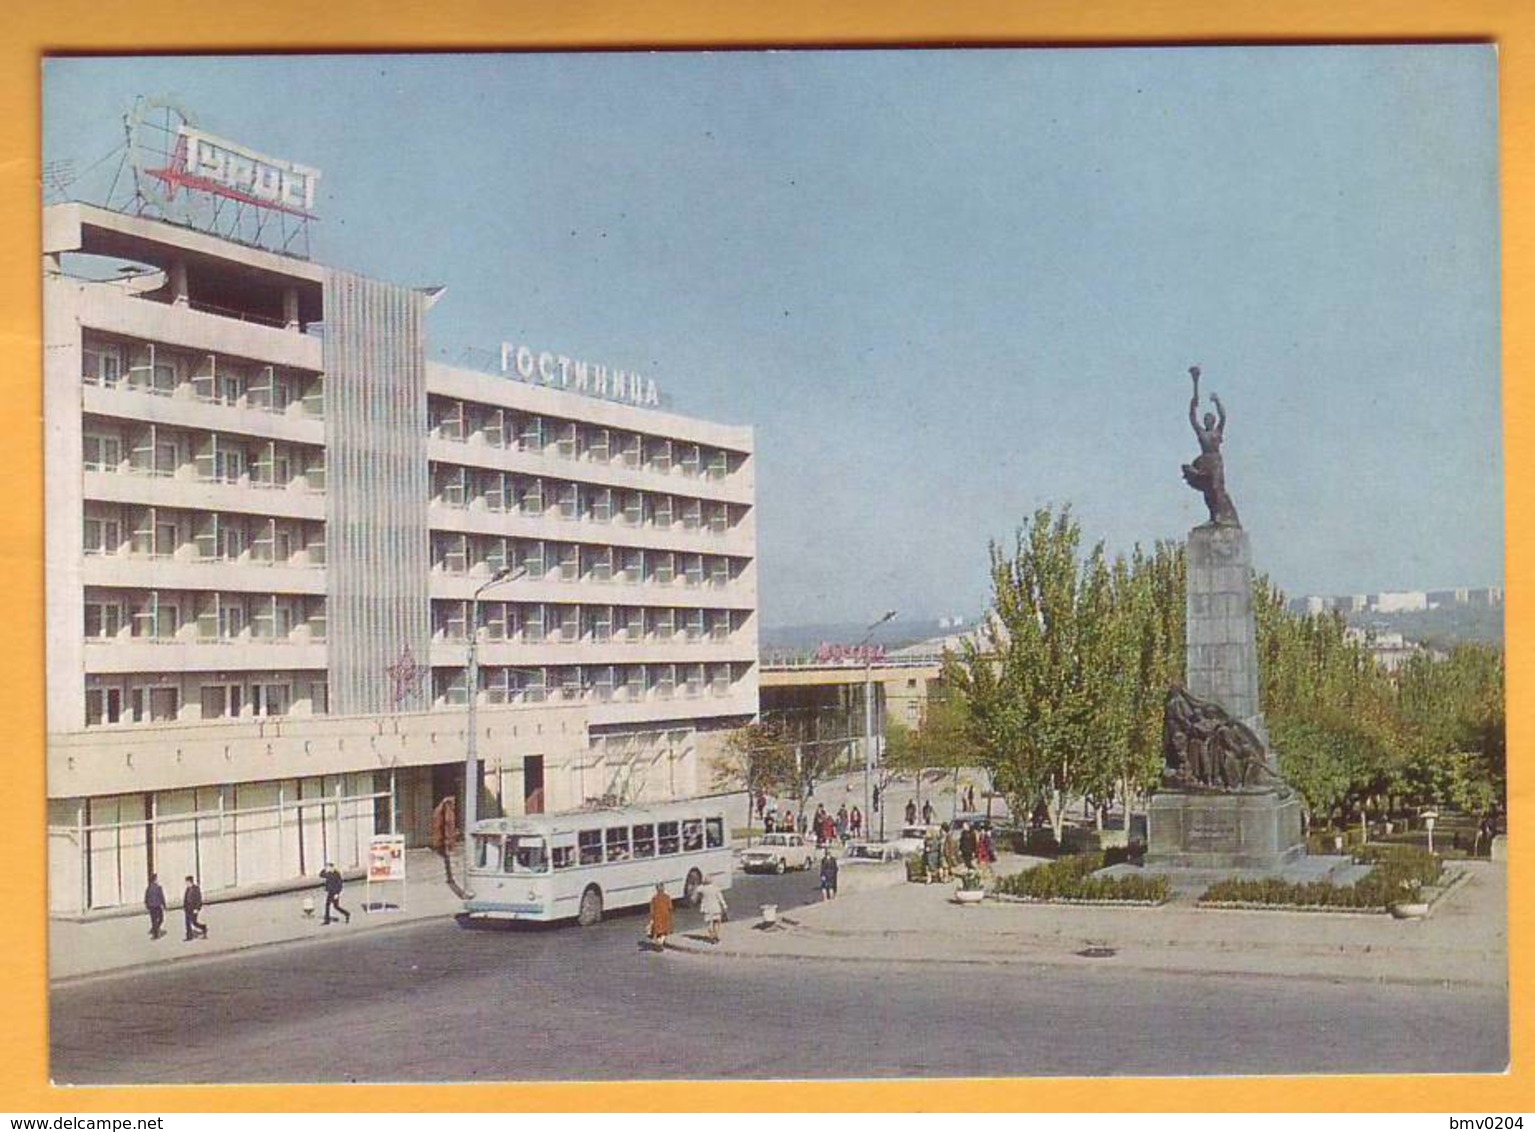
[1211,393,1227,439]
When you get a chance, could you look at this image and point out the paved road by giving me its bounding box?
[52,871,1506,1084]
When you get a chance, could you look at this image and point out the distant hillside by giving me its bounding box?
[759,618,961,655]
[1346,604,1504,650]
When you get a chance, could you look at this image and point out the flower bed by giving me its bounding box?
[1199,844,1445,911]
[992,852,1171,904]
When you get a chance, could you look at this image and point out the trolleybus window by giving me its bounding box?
[578,828,603,865]
[706,817,725,848]
[473,833,501,870]
[504,836,549,874]
[658,821,680,855]
[633,823,656,858]
[605,826,631,862]
[682,819,704,852]
[552,846,575,870]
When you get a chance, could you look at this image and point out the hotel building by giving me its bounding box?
[44,201,758,914]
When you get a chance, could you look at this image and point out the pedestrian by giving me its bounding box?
[905,798,918,825]
[430,795,460,887]
[836,804,849,843]
[144,872,166,940]
[320,862,352,925]
[979,828,996,865]
[966,784,976,812]
[819,850,839,901]
[872,784,881,814]
[756,792,766,821]
[696,876,729,943]
[182,875,209,941]
[813,804,828,845]
[850,805,863,839]
[781,809,793,836]
[959,822,978,869]
[922,799,934,826]
[647,882,674,950]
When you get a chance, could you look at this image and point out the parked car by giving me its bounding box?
[739,832,817,874]
[841,840,900,865]
[887,824,942,858]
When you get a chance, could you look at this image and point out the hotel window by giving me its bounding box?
[438,464,467,507]
[557,482,580,520]
[590,487,613,524]
[624,606,645,642]
[436,669,468,707]
[310,680,328,714]
[711,663,732,696]
[618,431,642,469]
[684,663,705,698]
[250,595,278,640]
[651,607,676,640]
[709,610,730,641]
[652,495,674,529]
[195,435,244,484]
[128,344,177,396]
[306,598,327,642]
[439,600,468,641]
[480,601,510,641]
[558,605,581,643]
[83,601,122,640]
[85,687,124,727]
[684,554,704,587]
[681,498,702,531]
[440,533,468,575]
[587,427,610,463]
[623,665,646,700]
[709,503,730,535]
[522,603,547,642]
[556,421,580,460]
[82,432,121,472]
[622,548,645,583]
[83,514,121,556]
[301,374,325,418]
[251,518,278,564]
[710,556,731,587]
[252,442,292,489]
[306,528,326,567]
[247,365,289,413]
[519,477,544,516]
[304,452,327,492]
[679,443,701,477]
[648,437,672,473]
[436,399,466,441]
[623,491,644,526]
[484,536,509,575]
[585,546,613,582]
[651,663,676,699]
[216,366,244,407]
[587,605,613,643]
[519,414,546,452]
[519,539,546,578]
[522,668,548,703]
[685,608,705,641]
[482,471,506,512]
[591,664,616,702]
[481,407,505,448]
[129,685,180,723]
[482,667,509,705]
[199,683,240,720]
[83,341,123,387]
[558,542,579,582]
[557,667,582,701]
[707,449,729,480]
[254,684,291,717]
[651,551,675,585]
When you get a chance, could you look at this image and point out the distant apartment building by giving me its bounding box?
[44,201,758,913]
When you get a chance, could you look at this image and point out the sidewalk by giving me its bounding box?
[49,848,467,984]
[672,857,1509,990]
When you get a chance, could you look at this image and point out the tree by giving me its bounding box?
[883,690,976,826]
[709,722,796,842]
[947,505,1129,844]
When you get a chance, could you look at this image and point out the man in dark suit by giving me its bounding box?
[183,875,209,941]
[144,873,166,939]
[320,863,352,925]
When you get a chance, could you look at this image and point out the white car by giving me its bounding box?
[739,832,818,874]
[888,824,942,858]
[842,841,900,865]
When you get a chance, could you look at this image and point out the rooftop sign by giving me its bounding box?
[148,126,321,219]
[499,341,661,408]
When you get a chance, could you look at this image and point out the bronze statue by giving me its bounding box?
[1181,366,1240,526]
[1163,686,1282,792]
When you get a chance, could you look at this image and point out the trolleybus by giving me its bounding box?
[462,798,733,926]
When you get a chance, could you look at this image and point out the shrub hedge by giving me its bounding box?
[993,852,1170,903]
[1200,845,1444,909]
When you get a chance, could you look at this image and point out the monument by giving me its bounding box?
[1146,367,1307,871]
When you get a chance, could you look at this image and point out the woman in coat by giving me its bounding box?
[647,883,674,950]
[696,877,729,943]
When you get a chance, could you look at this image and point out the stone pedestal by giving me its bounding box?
[1185,523,1270,760]
[1146,790,1305,870]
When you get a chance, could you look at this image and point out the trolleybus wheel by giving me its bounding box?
[578,885,604,926]
[683,868,703,905]
[774,858,786,875]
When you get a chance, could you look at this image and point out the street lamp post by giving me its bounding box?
[464,565,525,847]
[861,610,897,840]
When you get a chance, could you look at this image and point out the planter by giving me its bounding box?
[953,888,986,905]
[1390,901,1430,919]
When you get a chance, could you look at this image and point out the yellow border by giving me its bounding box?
[1,0,1526,1113]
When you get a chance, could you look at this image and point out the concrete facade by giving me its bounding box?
[44,202,758,913]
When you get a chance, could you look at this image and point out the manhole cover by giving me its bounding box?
[1076,946,1117,959]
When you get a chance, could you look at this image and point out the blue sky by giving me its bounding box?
[43,48,1502,628]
